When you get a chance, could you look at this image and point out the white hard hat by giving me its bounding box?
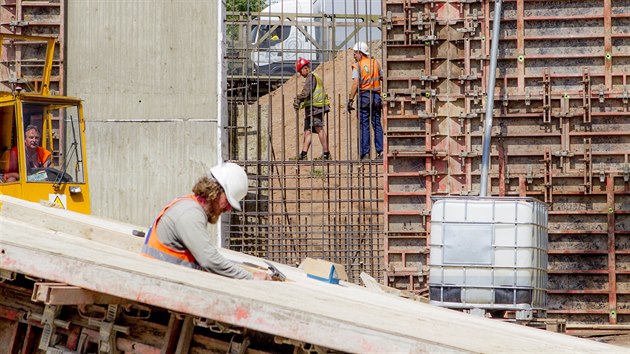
[209,162,248,211]
[352,41,369,56]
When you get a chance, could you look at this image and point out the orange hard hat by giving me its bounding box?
[295,57,310,72]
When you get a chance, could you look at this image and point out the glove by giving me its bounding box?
[293,99,301,110]
[346,99,355,113]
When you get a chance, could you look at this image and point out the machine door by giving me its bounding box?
[0,102,19,189]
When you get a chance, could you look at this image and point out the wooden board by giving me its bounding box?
[0,196,626,353]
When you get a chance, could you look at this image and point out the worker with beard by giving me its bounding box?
[141,162,271,280]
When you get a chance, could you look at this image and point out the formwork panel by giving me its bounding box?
[382,0,630,323]
[387,214,426,234]
[387,176,426,193]
[549,274,609,291]
[550,254,608,271]
[523,1,603,16]
[548,294,609,311]
[549,234,609,252]
[387,117,426,132]
[225,0,630,323]
[387,157,425,173]
[617,235,630,250]
[617,214,630,231]
[0,0,64,94]
[618,275,630,291]
[614,196,630,212]
[550,214,608,232]
[551,195,609,212]
[618,295,630,314]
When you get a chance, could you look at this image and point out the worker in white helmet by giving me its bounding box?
[141,162,271,280]
[347,41,384,161]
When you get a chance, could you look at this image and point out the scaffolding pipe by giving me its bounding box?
[480,0,503,197]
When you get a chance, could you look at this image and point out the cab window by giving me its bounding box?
[252,23,291,48]
[1,102,86,184]
[22,102,86,184]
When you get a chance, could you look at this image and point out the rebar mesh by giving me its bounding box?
[223,1,385,284]
[227,160,384,283]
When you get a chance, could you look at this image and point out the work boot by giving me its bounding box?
[360,153,369,160]
[376,152,383,160]
[290,151,308,161]
[322,152,331,160]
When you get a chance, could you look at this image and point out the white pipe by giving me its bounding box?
[480,0,503,197]
[217,1,227,247]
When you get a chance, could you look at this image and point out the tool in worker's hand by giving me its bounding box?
[241,261,287,282]
[131,229,146,237]
[293,98,301,111]
[263,261,287,282]
[346,98,355,113]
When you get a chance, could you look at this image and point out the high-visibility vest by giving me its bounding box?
[141,194,202,270]
[352,56,381,91]
[301,73,330,109]
[35,147,51,165]
[9,146,51,169]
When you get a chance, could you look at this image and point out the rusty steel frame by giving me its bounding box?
[0,0,65,95]
[381,0,630,324]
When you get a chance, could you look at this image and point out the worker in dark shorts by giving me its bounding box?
[293,57,331,161]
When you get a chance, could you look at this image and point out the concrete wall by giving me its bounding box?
[66,1,226,229]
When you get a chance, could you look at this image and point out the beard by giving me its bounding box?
[204,199,223,224]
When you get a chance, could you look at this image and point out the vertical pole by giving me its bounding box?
[479,0,503,197]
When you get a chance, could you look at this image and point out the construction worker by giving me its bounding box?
[141,162,271,280]
[293,57,331,161]
[3,124,51,182]
[347,41,384,160]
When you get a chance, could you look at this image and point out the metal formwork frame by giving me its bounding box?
[383,0,630,324]
[0,0,65,95]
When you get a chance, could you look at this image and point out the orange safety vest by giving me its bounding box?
[9,146,51,170]
[352,56,381,92]
[141,194,202,269]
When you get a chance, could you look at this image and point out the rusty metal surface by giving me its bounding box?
[382,0,630,323]
[0,0,64,94]
[222,0,630,323]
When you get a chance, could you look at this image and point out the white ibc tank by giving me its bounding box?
[429,197,548,314]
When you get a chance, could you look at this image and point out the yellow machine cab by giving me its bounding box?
[0,34,90,213]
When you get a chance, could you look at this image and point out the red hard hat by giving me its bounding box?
[295,57,310,72]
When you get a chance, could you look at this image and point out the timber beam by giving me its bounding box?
[32,282,131,305]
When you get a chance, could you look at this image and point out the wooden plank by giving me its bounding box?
[0,215,624,353]
[174,316,194,354]
[32,282,130,305]
[0,194,307,283]
[162,313,183,354]
[0,195,144,253]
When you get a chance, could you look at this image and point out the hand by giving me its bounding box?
[252,270,272,281]
[293,99,301,110]
[346,99,355,113]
